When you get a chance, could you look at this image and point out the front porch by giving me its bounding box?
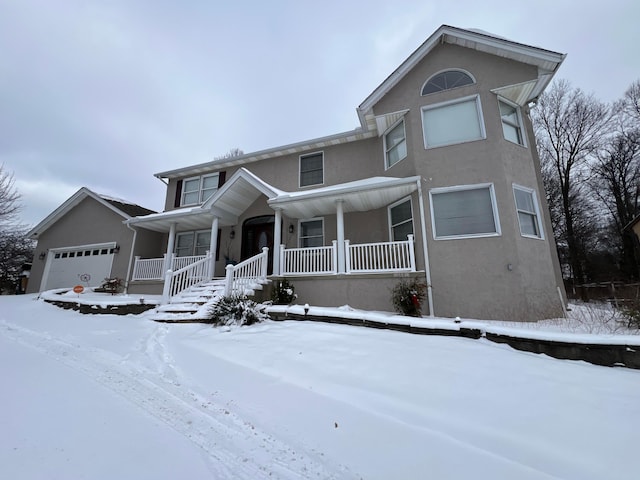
[131,236,418,302]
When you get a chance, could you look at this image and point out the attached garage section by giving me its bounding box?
[41,242,116,291]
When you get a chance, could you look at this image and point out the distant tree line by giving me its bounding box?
[532,79,640,288]
[0,164,33,294]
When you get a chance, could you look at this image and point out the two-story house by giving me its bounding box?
[28,25,567,321]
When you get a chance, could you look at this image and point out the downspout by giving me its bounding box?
[124,222,138,294]
[416,178,435,317]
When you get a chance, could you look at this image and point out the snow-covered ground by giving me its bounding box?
[1,294,638,479]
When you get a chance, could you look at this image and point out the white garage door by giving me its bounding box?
[42,243,116,291]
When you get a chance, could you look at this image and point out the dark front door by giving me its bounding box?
[241,215,275,272]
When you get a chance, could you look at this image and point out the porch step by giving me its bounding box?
[148,277,269,323]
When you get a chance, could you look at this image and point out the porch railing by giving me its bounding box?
[133,254,206,281]
[162,254,211,302]
[279,241,337,275]
[346,235,415,273]
[225,247,269,296]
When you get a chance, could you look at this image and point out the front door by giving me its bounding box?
[241,215,275,272]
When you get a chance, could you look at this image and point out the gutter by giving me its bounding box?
[416,178,435,317]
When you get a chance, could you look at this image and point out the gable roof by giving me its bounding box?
[27,187,156,239]
[358,25,565,120]
[154,25,565,181]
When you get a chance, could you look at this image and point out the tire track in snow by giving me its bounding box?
[0,321,356,480]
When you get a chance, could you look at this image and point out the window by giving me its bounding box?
[300,152,323,187]
[299,218,324,247]
[430,184,500,239]
[384,119,407,168]
[181,173,220,206]
[389,198,414,241]
[175,231,212,257]
[422,95,485,148]
[499,99,524,145]
[421,70,474,96]
[513,185,543,238]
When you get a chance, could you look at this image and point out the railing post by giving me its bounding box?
[132,256,141,280]
[332,240,338,274]
[344,240,351,274]
[162,269,173,304]
[407,234,416,272]
[279,244,285,276]
[261,247,269,279]
[224,264,234,296]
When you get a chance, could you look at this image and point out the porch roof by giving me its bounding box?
[269,176,420,218]
[126,172,420,232]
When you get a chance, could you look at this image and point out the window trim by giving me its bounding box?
[383,118,408,170]
[512,184,544,240]
[175,230,212,257]
[388,196,414,241]
[421,94,486,149]
[429,183,501,240]
[498,97,527,147]
[299,151,324,188]
[420,68,476,96]
[298,217,325,247]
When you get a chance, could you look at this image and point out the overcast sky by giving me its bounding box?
[1,0,638,227]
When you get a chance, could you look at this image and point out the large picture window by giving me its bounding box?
[300,152,324,187]
[389,198,414,241]
[384,119,407,169]
[299,218,324,247]
[430,184,500,239]
[422,95,485,148]
[513,185,543,238]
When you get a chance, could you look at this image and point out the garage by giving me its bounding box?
[41,243,116,291]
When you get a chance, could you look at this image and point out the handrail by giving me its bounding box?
[162,254,211,303]
[224,247,269,296]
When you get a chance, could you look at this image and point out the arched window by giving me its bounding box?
[421,70,474,96]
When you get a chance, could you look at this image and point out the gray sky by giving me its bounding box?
[1,0,638,227]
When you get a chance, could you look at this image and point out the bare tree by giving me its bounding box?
[532,80,612,288]
[0,164,21,225]
[623,79,640,122]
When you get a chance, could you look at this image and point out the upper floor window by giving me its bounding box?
[384,119,407,169]
[513,185,543,239]
[430,184,500,239]
[421,70,475,96]
[300,152,324,187]
[389,198,414,241]
[422,95,485,149]
[499,99,525,146]
[299,218,324,247]
[181,173,220,206]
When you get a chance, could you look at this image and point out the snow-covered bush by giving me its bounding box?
[391,279,427,317]
[208,295,269,326]
[271,278,297,305]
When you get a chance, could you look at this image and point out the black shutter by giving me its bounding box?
[218,171,226,188]
[215,229,222,261]
[174,180,183,208]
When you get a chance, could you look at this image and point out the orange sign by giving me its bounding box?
[73,285,84,294]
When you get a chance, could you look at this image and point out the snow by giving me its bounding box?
[1,294,639,479]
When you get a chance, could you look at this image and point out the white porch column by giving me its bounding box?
[208,216,219,279]
[336,199,345,273]
[165,223,177,273]
[272,208,282,275]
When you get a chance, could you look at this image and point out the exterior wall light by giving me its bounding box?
[38,252,46,260]
[230,229,235,239]
[288,224,294,234]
